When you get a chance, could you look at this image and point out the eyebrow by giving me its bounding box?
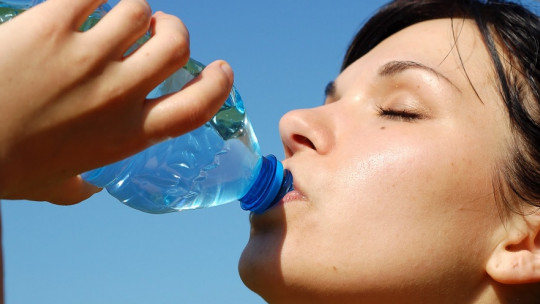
[378,60,462,93]
[324,60,462,101]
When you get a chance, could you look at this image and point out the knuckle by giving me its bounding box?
[66,37,106,77]
[72,48,95,70]
[155,14,190,64]
[164,30,190,65]
[32,17,64,40]
[121,0,152,27]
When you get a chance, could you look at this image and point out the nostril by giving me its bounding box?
[292,134,316,150]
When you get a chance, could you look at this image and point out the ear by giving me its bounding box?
[486,209,540,284]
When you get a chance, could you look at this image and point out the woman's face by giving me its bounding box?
[240,19,510,303]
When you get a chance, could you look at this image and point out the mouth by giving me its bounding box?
[247,182,307,228]
[277,166,307,206]
[249,165,308,217]
[280,187,307,204]
[262,179,307,215]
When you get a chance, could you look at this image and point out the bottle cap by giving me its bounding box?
[239,155,293,213]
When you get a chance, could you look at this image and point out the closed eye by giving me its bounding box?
[376,105,423,122]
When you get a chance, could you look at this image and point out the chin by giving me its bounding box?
[238,224,289,302]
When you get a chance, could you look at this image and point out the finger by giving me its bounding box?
[141,60,234,140]
[23,176,101,206]
[36,0,109,31]
[86,0,152,57]
[117,11,190,95]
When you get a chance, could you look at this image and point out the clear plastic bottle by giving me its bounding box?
[0,0,293,214]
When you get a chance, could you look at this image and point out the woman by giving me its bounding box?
[239,0,540,303]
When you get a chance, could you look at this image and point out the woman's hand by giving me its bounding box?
[0,0,233,205]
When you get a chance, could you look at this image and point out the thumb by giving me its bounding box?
[28,176,102,206]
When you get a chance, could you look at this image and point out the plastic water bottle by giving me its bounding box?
[0,0,293,214]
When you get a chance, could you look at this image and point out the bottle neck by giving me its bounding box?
[239,155,293,214]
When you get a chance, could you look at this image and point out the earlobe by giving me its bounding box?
[486,210,540,284]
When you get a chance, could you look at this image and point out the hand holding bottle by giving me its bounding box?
[0,0,234,205]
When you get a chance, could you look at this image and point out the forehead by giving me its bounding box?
[339,18,498,103]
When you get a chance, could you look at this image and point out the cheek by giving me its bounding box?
[336,134,498,233]
[334,126,496,207]
[278,133,499,284]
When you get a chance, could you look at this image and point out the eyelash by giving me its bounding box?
[376,105,423,122]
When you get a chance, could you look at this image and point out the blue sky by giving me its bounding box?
[4,1,540,303]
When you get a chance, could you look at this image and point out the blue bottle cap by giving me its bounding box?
[239,155,293,213]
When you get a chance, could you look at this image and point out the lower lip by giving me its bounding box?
[249,190,307,222]
[280,189,307,204]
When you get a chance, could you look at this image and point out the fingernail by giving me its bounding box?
[219,61,234,84]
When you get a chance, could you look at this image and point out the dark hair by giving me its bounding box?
[342,0,540,215]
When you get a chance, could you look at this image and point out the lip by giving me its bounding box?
[280,187,307,205]
[278,166,307,206]
[251,166,307,217]
[266,177,307,213]
[248,182,307,225]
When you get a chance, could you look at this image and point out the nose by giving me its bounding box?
[279,106,334,158]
